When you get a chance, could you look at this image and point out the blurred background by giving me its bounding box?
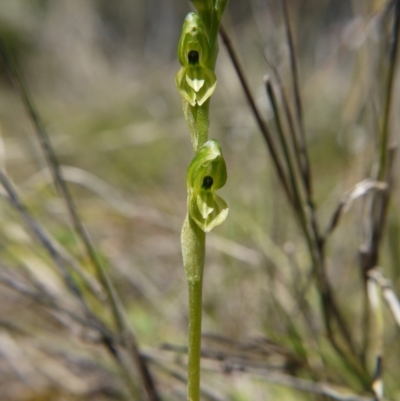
[0,0,399,400]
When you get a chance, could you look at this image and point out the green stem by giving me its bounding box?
[184,100,210,152]
[187,279,203,401]
[181,215,205,401]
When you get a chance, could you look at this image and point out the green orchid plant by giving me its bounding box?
[175,1,229,400]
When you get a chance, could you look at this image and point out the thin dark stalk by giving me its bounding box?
[280,0,312,199]
[218,25,293,208]
[377,0,400,182]
[364,150,396,290]
[0,43,160,401]
[265,78,306,229]
[365,0,400,270]
[263,57,304,185]
[280,2,323,291]
[265,77,315,272]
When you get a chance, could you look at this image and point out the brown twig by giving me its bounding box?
[219,25,294,208]
[280,0,312,199]
[264,77,311,243]
[263,55,304,187]
[377,0,400,182]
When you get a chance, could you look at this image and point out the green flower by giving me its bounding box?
[187,139,228,232]
[175,13,217,106]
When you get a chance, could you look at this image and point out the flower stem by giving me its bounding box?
[187,279,203,401]
[183,100,210,152]
[181,215,205,401]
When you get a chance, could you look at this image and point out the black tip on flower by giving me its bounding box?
[188,50,199,65]
[202,175,213,189]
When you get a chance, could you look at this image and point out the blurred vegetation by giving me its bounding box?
[0,0,399,400]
